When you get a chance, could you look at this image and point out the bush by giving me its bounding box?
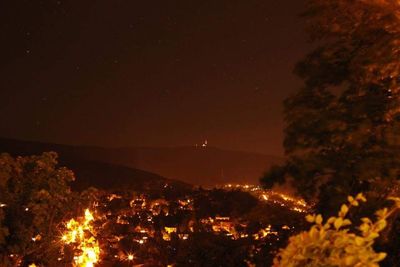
[273,193,400,267]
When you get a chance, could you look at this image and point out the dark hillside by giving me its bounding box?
[0,138,283,186]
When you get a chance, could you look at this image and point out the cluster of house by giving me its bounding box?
[55,187,302,266]
[92,191,285,250]
[199,216,280,240]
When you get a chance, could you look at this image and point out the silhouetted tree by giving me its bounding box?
[0,152,75,265]
[261,0,400,207]
[261,1,400,264]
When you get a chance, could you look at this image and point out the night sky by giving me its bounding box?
[0,0,310,155]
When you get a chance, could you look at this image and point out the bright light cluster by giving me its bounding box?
[224,184,309,213]
[62,209,100,267]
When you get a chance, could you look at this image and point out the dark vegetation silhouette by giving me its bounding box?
[261,1,400,266]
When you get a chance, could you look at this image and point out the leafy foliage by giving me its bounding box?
[259,2,400,263]
[0,152,75,265]
[261,0,400,209]
[273,193,400,267]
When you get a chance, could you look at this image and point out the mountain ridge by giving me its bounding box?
[0,137,283,186]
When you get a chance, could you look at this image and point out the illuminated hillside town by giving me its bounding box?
[9,183,308,266]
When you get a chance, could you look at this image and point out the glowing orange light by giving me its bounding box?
[62,209,100,267]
